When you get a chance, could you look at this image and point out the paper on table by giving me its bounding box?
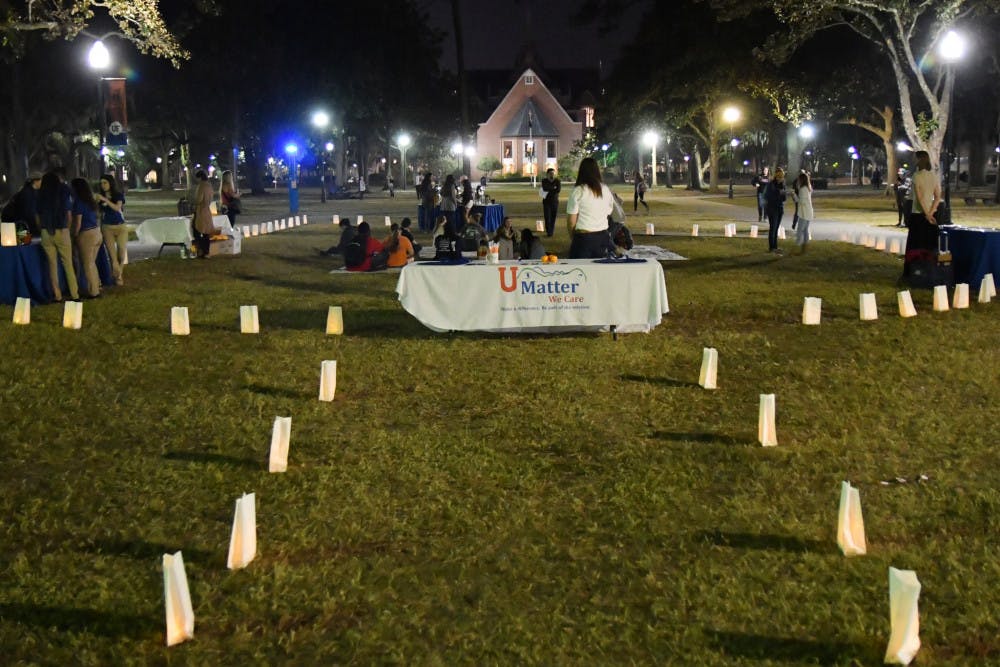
[268,416,291,473]
[163,551,194,646]
[885,567,921,665]
[758,394,777,446]
[698,347,718,389]
[227,492,257,569]
[837,481,866,556]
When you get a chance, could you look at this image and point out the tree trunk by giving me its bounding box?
[707,117,720,192]
[786,125,803,176]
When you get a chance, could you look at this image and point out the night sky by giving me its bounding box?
[424,0,649,72]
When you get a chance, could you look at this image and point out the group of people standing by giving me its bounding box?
[752,167,814,254]
[3,170,127,301]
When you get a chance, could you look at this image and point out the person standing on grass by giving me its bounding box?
[36,171,79,302]
[893,173,912,227]
[792,172,813,253]
[750,167,769,222]
[69,178,103,298]
[541,167,561,237]
[191,169,218,258]
[903,150,942,277]
[633,172,649,213]
[358,175,366,199]
[440,174,457,228]
[567,157,615,259]
[763,167,786,254]
[96,174,126,285]
[220,170,240,229]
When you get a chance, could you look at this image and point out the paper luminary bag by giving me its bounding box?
[332,214,340,225]
[932,285,950,312]
[952,283,969,309]
[227,492,257,569]
[162,551,194,646]
[724,223,735,237]
[985,273,997,298]
[63,300,83,330]
[295,215,302,226]
[303,215,309,225]
[170,307,190,335]
[691,224,699,237]
[802,297,822,325]
[859,293,878,321]
[891,238,904,255]
[885,567,922,665]
[777,226,787,240]
[750,225,759,238]
[239,305,259,334]
[876,237,887,251]
[251,224,259,236]
[0,222,16,246]
[979,277,993,303]
[536,220,544,232]
[242,225,250,237]
[897,291,917,318]
[319,360,337,402]
[758,393,777,447]
[645,223,655,235]
[268,416,291,473]
[326,306,343,335]
[12,297,30,325]
[837,481,867,556]
[357,215,364,224]
[698,347,718,389]
[384,216,391,227]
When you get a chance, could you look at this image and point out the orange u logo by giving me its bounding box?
[498,267,518,292]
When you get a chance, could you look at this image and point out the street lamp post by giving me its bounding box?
[799,123,816,174]
[722,107,741,198]
[848,146,859,185]
[601,144,609,168]
[88,40,111,173]
[311,111,330,203]
[451,141,463,173]
[397,133,411,190]
[642,131,658,187]
[939,29,967,209]
[285,143,299,214]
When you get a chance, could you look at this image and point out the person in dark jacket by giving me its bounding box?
[323,217,356,255]
[763,167,786,254]
[1,175,42,236]
[36,171,79,301]
[541,168,561,236]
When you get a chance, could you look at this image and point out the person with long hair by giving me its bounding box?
[566,157,615,258]
[419,172,435,231]
[762,167,787,253]
[494,216,519,259]
[792,172,814,253]
[36,171,79,301]
[70,178,103,298]
[433,217,460,260]
[903,150,942,277]
[220,170,240,228]
[440,174,457,227]
[96,174,126,285]
[383,222,414,267]
[633,171,649,213]
[346,221,386,271]
[191,169,218,258]
[518,228,546,259]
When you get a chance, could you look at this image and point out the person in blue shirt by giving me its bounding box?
[36,171,79,301]
[71,178,103,298]
[96,174,126,285]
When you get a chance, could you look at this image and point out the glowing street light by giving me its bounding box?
[939,28,967,207]
[88,40,112,170]
[722,106,741,198]
[311,110,330,129]
[896,141,914,152]
[798,124,816,140]
[285,143,299,214]
[601,143,609,167]
[325,141,334,152]
[939,29,967,62]
[397,133,411,189]
[642,131,659,187]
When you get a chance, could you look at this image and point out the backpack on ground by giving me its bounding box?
[344,240,366,267]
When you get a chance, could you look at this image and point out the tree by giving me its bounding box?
[714,0,1000,168]
[477,156,501,179]
[1,0,189,65]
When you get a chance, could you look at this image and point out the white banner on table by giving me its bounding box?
[396,259,668,334]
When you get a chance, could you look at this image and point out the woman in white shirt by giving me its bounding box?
[566,157,615,258]
[902,150,942,280]
[792,172,813,252]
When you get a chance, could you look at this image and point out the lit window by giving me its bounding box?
[584,107,595,128]
[525,75,535,85]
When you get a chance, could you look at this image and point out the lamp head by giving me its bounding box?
[642,131,658,147]
[722,106,741,124]
[939,29,967,63]
[311,111,330,128]
[798,124,816,140]
[285,143,298,155]
[398,133,411,148]
[88,40,111,69]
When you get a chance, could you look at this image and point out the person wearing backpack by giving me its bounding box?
[345,221,386,271]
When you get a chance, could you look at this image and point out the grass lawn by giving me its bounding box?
[1,184,999,664]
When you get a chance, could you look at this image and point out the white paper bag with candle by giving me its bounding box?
[758,393,777,446]
[932,285,949,312]
[162,551,194,646]
[63,300,83,330]
[384,216,391,227]
[303,215,309,225]
[777,226,786,240]
[691,224,699,237]
[724,223,734,237]
[885,567,921,665]
[535,220,544,232]
[251,224,259,236]
[836,481,866,556]
[0,222,16,246]
[876,237,887,251]
[952,283,969,309]
[319,360,337,402]
[268,416,291,473]
[750,225,758,238]
[698,347,718,389]
[295,215,301,226]
[227,492,257,569]
[859,293,878,321]
[897,291,917,318]
[332,214,340,225]
[326,306,343,335]
[979,277,993,303]
[240,305,259,334]
[985,273,997,298]
[357,215,364,223]
[645,223,654,235]
[802,297,822,325]
[241,225,250,237]
[888,238,901,254]
[170,307,190,335]
[12,296,30,324]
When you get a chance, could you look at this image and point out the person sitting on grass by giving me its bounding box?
[322,217,355,255]
[400,217,421,258]
[518,228,546,259]
[345,222,386,271]
[494,216,519,260]
[383,222,414,267]
[433,219,461,260]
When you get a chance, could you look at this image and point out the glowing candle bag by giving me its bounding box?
[162,551,194,646]
[227,492,257,569]
[837,481,867,556]
[884,567,921,665]
[698,347,718,389]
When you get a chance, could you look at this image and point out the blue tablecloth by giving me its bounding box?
[472,204,505,232]
[943,226,1000,289]
[0,241,113,305]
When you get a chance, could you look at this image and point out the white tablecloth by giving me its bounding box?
[136,215,235,245]
[396,259,669,333]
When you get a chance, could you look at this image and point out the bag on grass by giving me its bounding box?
[344,240,365,268]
